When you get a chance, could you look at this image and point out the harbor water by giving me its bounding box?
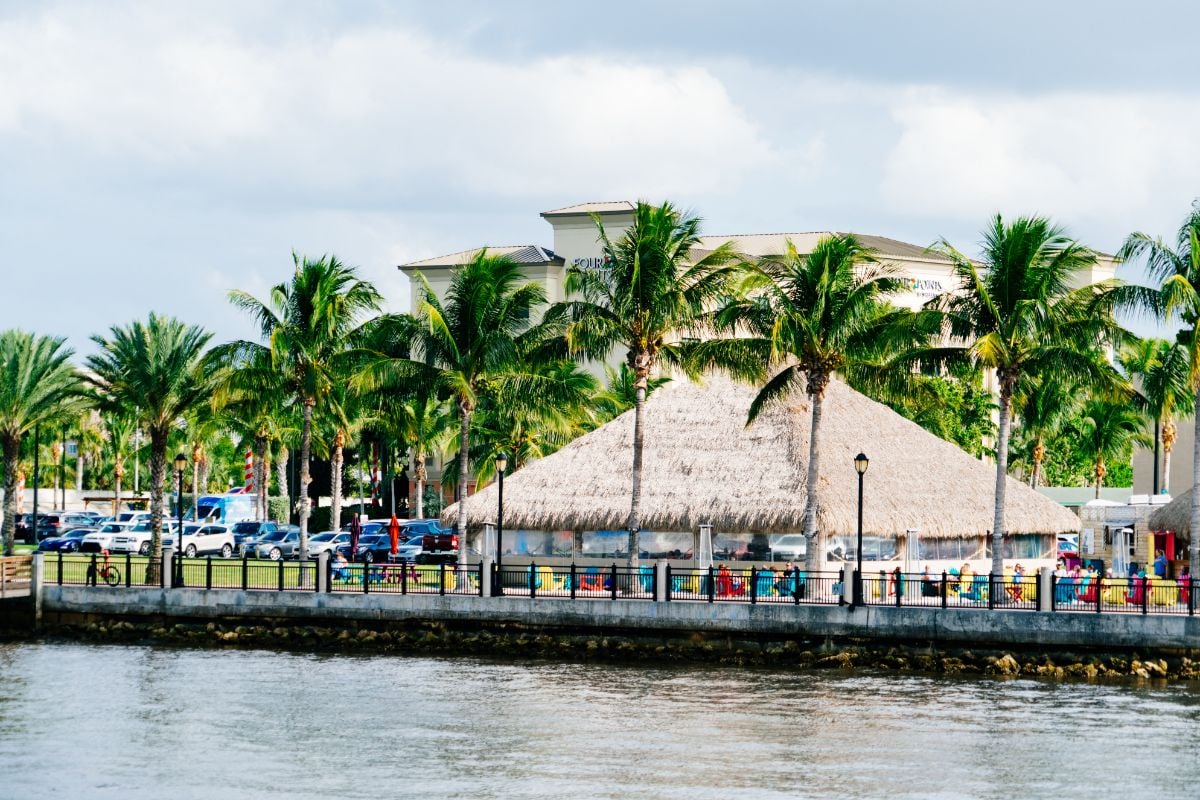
[0,641,1196,799]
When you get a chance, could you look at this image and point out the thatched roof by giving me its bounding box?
[1149,490,1194,539]
[443,374,1081,538]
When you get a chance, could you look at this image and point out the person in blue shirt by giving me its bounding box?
[1154,550,1168,579]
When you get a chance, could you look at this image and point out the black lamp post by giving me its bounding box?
[494,452,507,596]
[174,453,187,587]
[853,452,869,607]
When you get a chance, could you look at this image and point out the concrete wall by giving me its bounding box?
[40,585,1200,651]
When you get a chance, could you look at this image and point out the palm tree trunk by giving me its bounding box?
[803,374,827,575]
[456,401,472,564]
[198,458,209,498]
[191,460,199,519]
[330,431,345,534]
[414,452,426,519]
[75,451,84,493]
[990,373,1015,578]
[624,385,648,568]
[1190,386,1200,578]
[298,399,314,557]
[1094,464,1103,499]
[1162,418,1175,495]
[113,466,123,520]
[2,433,20,555]
[276,445,289,517]
[146,429,167,584]
[253,435,266,521]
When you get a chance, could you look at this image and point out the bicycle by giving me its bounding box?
[86,551,121,587]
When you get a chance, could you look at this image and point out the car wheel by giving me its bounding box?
[185,545,197,558]
[138,542,151,556]
[220,544,232,558]
[269,547,282,561]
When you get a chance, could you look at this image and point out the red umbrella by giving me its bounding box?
[389,514,401,557]
[350,514,361,559]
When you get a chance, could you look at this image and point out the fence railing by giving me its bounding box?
[329,559,483,596]
[36,553,1200,620]
[0,555,33,597]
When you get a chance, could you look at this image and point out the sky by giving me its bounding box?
[2,0,1197,353]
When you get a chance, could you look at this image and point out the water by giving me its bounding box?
[0,642,1197,799]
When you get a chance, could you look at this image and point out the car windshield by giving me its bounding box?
[310,533,336,543]
[131,523,151,532]
[232,522,260,534]
[65,529,91,539]
[263,531,288,542]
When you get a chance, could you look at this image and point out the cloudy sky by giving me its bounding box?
[2,0,1196,351]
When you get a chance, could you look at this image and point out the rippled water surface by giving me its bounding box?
[1,642,1197,799]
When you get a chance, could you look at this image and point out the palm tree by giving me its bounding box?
[225,253,382,556]
[360,251,567,562]
[1077,399,1150,498]
[385,390,455,520]
[1012,374,1081,489]
[100,411,138,518]
[87,314,213,580]
[591,363,671,424]
[1120,205,1200,574]
[699,235,914,573]
[0,331,82,555]
[555,201,739,566]
[320,384,375,533]
[929,215,1120,576]
[1119,338,1191,495]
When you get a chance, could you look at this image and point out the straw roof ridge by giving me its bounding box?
[443,373,1080,538]
[1149,489,1194,540]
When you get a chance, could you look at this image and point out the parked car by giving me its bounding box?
[420,526,458,564]
[80,522,130,553]
[37,528,94,553]
[109,522,157,555]
[15,513,43,544]
[252,528,302,560]
[770,534,807,562]
[306,531,351,559]
[164,524,236,558]
[116,511,152,526]
[231,521,284,555]
[394,535,424,562]
[36,512,95,541]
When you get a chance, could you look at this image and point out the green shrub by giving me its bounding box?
[267,496,290,524]
[422,486,444,519]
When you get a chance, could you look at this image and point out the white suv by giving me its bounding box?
[167,524,235,558]
[110,522,156,556]
[81,522,130,553]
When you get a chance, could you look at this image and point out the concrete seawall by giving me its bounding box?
[39,585,1200,652]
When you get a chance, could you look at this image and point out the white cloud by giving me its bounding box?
[881,88,1200,233]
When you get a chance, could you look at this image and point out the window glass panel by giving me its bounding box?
[637,532,693,560]
[580,530,628,559]
[501,530,573,558]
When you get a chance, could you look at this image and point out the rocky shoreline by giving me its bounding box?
[5,615,1200,683]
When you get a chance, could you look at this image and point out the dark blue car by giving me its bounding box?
[38,528,94,553]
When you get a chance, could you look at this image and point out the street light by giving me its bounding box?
[174,453,187,587]
[494,453,508,596]
[853,452,869,608]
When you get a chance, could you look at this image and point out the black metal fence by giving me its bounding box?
[42,552,1200,619]
[328,559,483,596]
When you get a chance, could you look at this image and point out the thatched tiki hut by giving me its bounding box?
[443,374,1079,570]
[1148,490,1196,574]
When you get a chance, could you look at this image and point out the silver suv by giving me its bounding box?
[252,528,302,560]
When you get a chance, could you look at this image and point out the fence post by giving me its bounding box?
[125,552,131,588]
[1190,576,1195,616]
[941,570,948,609]
[665,564,672,602]
[1049,572,1057,612]
[439,561,446,596]
[654,561,666,602]
[988,573,995,610]
[241,555,248,591]
[570,563,577,600]
[206,557,212,591]
[276,558,284,592]
[477,561,484,597]
[750,567,758,605]
[401,557,409,596]
[363,557,369,594]
[896,572,903,608]
[317,552,329,594]
[530,561,537,599]
[1142,576,1149,615]
[57,551,63,586]
[836,569,844,607]
[707,566,715,603]
[610,564,618,600]
[162,549,172,589]
[88,553,97,587]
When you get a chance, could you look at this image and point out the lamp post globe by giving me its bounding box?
[494,453,508,596]
[853,453,868,607]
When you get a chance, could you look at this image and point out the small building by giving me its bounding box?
[443,373,1080,572]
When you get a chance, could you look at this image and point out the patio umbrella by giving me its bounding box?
[350,514,361,559]
[389,514,401,557]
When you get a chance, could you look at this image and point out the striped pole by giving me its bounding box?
[244,450,254,493]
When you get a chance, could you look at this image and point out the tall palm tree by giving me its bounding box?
[1120,205,1200,574]
[1119,338,1191,495]
[699,235,914,573]
[0,331,82,555]
[224,254,382,556]
[591,363,671,424]
[87,314,213,580]
[360,251,566,562]
[385,390,455,520]
[929,215,1120,576]
[1077,399,1151,498]
[555,201,739,566]
[101,411,138,518]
